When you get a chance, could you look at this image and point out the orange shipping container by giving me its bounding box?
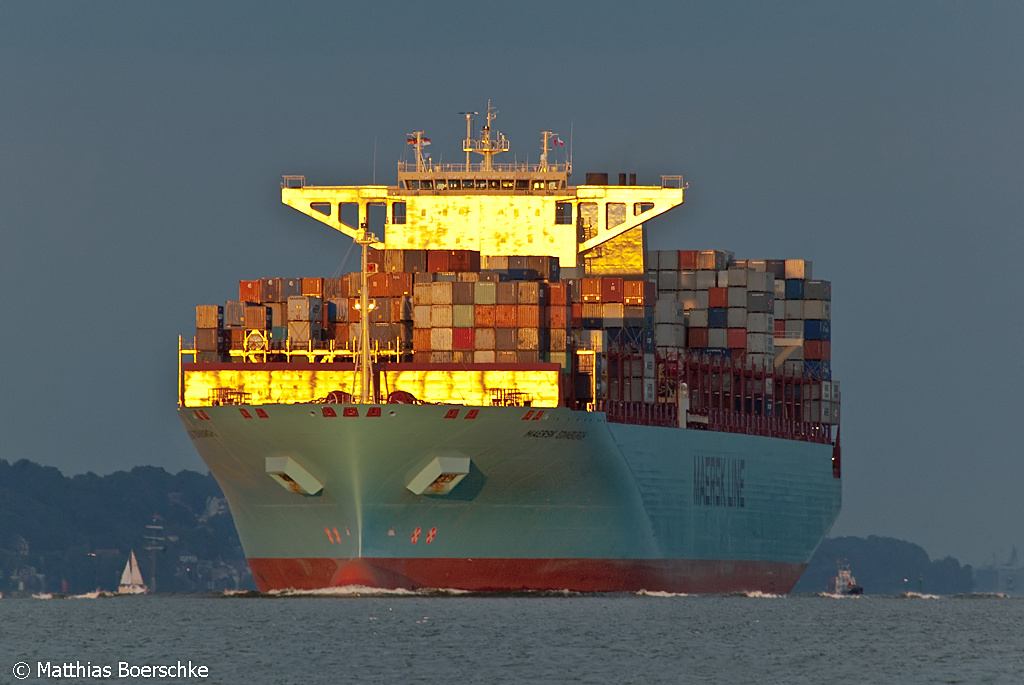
[581,278,602,303]
[301,277,323,297]
[548,282,569,306]
[368,272,390,298]
[413,327,431,352]
[389,272,413,297]
[547,305,568,329]
[239,280,261,303]
[495,304,517,328]
[678,250,699,270]
[708,287,729,308]
[475,304,496,327]
[517,304,540,328]
[347,298,361,323]
[623,280,657,306]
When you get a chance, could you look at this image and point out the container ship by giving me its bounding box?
[178,105,842,593]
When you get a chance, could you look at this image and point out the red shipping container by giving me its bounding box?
[239,280,262,303]
[449,250,481,273]
[495,304,517,328]
[348,298,361,323]
[453,327,475,351]
[727,328,747,349]
[413,351,431,363]
[581,278,602,303]
[804,340,831,360]
[475,304,496,327]
[678,250,699,270]
[517,304,540,328]
[623,280,652,305]
[708,287,729,308]
[601,277,624,303]
[775,318,786,335]
[427,250,451,273]
[389,272,413,297]
[549,282,568,306]
[571,302,583,327]
[688,327,709,348]
[301,277,323,297]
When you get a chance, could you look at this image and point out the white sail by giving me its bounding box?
[117,550,147,594]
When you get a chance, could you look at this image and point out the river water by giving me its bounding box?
[1,591,1020,684]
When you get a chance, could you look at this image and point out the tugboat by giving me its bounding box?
[827,560,863,595]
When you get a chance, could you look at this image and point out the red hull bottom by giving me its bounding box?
[248,557,806,594]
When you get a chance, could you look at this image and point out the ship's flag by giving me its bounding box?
[407,137,431,146]
[552,135,564,147]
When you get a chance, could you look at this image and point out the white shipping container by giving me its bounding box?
[655,323,680,348]
[644,353,656,378]
[727,307,746,328]
[473,350,496,364]
[727,286,747,305]
[413,282,433,306]
[658,271,679,291]
[430,304,453,328]
[746,332,771,353]
[431,281,453,305]
[717,270,729,287]
[430,327,453,351]
[679,271,697,289]
[677,290,699,311]
[696,290,710,308]
[784,319,803,338]
[803,300,831,320]
[747,260,767,272]
[747,271,774,293]
[782,359,802,375]
[785,300,804,320]
[643,378,656,404]
[785,259,812,280]
[773,279,786,299]
[832,380,841,403]
[655,299,686,323]
[695,270,717,289]
[746,313,773,333]
[726,267,750,287]
[658,250,678,271]
[746,352,771,371]
[412,305,432,328]
[822,381,832,402]
[689,308,709,327]
[708,328,728,348]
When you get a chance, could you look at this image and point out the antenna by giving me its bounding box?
[373,134,377,184]
[459,111,478,168]
[569,122,574,178]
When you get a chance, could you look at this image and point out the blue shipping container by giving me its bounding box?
[785,279,805,300]
[708,307,728,328]
[803,319,831,341]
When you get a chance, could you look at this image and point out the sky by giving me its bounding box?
[1,1,1022,568]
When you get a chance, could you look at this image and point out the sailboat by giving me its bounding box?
[117,550,147,595]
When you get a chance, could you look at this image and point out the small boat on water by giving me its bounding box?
[117,550,147,595]
[827,560,863,595]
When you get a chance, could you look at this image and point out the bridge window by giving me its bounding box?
[404,180,419,190]
[555,202,572,225]
[634,202,654,215]
[501,179,514,189]
[420,180,433,190]
[515,180,529,190]
[488,180,500,189]
[606,203,626,230]
[435,180,447,190]
[392,202,407,224]
[476,179,487,189]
